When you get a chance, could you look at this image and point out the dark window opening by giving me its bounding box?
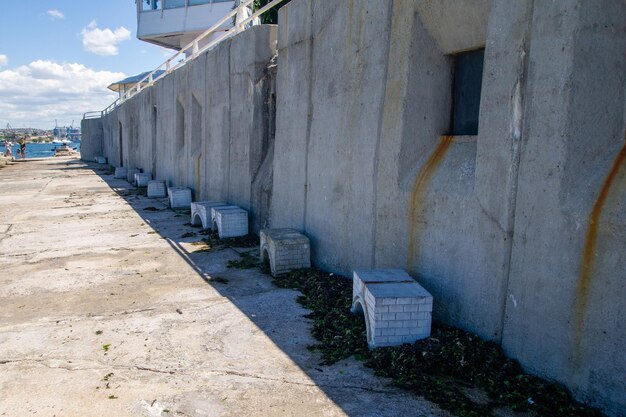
[451,49,484,136]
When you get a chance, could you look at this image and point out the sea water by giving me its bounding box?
[0,142,81,159]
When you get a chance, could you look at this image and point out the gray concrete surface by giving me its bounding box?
[80,117,104,162]
[0,158,449,417]
[269,1,626,415]
[95,25,277,233]
[80,0,626,414]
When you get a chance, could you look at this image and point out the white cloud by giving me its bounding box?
[81,20,131,56]
[0,54,7,67]
[46,9,65,20]
[0,60,124,128]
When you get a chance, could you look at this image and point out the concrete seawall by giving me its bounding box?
[82,0,626,414]
[86,25,278,232]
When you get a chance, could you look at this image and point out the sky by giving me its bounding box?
[0,0,173,129]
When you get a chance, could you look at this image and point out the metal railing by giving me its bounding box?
[83,0,287,120]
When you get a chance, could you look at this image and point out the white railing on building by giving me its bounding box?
[83,0,287,120]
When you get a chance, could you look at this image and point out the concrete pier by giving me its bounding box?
[0,158,446,417]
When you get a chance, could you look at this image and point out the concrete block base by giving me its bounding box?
[135,173,152,187]
[351,269,433,348]
[126,168,140,184]
[114,167,127,179]
[212,206,248,238]
[191,201,228,229]
[260,229,310,276]
[168,187,192,209]
[147,181,167,198]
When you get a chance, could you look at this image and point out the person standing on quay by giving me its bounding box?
[19,139,26,159]
[4,140,12,158]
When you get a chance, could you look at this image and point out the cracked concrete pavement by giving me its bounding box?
[0,158,449,417]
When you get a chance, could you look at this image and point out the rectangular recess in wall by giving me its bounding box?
[451,48,485,136]
[176,97,185,150]
[191,94,202,155]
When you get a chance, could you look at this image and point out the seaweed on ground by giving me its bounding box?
[227,252,261,270]
[272,268,604,417]
[201,230,259,249]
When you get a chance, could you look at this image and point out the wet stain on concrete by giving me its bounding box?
[573,134,626,365]
[407,135,454,272]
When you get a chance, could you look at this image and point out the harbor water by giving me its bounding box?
[0,142,81,159]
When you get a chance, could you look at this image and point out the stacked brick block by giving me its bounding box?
[114,167,127,179]
[260,229,310,276]
[126,168,140,184]
[212,206,248,238]
[134,172,152,187]
[167,187,192,209]
[190,201,228,230]
[147,180,167,198]
[351,269,433,348]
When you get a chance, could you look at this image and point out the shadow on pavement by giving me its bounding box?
[77,159,443,417]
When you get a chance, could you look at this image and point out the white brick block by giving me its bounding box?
[147,180,167,198]
[191,201,228,229]
[411,312,428,320]
[351,269,433,348]
[135,172,152,187]
[114,167,127,179]
[213,206,248,238]
[419,301,434,311]
[95,156,107,164]
[168,187,192,209]
[418,318,432,328]
[395,328,412,336]
[126,168,140,184]
[381,313,396,321]
[260,229,310,276]
[381,328,395,336]
[396,312,411,320]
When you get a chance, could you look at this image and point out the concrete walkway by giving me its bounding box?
[0,158,448,417]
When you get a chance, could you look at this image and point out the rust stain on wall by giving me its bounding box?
[573,134,626,363]
[407,135,454,272]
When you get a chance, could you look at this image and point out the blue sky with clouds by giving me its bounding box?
[0,0,172,128]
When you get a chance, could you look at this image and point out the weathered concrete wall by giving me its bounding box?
[80,117,103,162]
[271,0,625,415]
[95,25,278,232]
[502,0,626,413]
[80,0,625,414]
